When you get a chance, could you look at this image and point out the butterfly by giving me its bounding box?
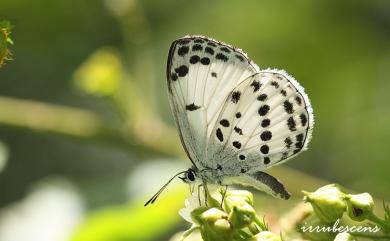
[145,35,314,206]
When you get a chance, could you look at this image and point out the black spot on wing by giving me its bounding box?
[260,145,269,154]
[232,141,242,149]
[295,96,302,105]
[216,128,224,142]
[211,72,217,78]
[261,118,270,127]
[220,47,231,53]
[285,137,293,148]
[231,91,241,103]
[258,105,270,116]
[175,65,189,77]
[284,100,294,114]
[192,44,203,51]
[216,53,228,62]
[205,47,214,55]
[220,119,230,127]
[200,57,210,65]
[190,55,200,64]
[171,73,178,81]
[250,81,261,92]
[177,39,191,45]
[260,131,272,141]
[281,152,289,160]
[295,134,304,148]
[194,39,204,43]
[275,75,283,80]
[271,81,279,88]
[186,103,200,111]
[234,126,243,135]
[296,133,304,142]
[295,142,303,149]
[287,117,297,131]
[280,90,287,96]
[207,42,217,47]
[235,54,245,62]
[263,157,271,164]
[257,94,267,101]
[178,46,189,56]
[235,112,242,118]
[300,114,307,126]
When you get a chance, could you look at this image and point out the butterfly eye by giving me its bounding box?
[187,170,195,182]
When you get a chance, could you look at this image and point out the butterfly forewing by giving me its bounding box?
[167,35,259,165]
[208,69,314,174]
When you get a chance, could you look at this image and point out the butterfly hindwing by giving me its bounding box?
[222,171,291,199]
[207,69,314,174]
[167,35,259,166]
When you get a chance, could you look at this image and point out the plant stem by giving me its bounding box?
[367,212,390,232]
[254,216,267,231]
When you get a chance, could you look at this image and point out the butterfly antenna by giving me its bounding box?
[144,170,187,206]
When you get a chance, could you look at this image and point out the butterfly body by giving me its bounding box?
[145,35,314,205]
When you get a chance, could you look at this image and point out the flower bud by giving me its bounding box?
[195,207,228,224]
[334,232,355,241]
[345,193,374,221]
[193,208,234,241]
[214,218,231,231]
[229,203,256,229]
[303,184,347,223]
[248,231,282,241]
[223,190,253,213]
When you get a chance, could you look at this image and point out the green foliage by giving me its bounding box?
[0,20,12,67]
[177,185,390,241]
[73,48,122,97]
[71,188,187,241]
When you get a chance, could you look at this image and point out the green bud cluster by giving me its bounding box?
[183,190,281,241]
[303,184,347,223]
[303,184,376,223]
[301,184,390,240]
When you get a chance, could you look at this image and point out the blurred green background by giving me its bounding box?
[0,0,389,241]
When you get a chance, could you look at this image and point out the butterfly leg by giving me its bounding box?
[190,183,195,193]
[220,185,228,208]
[197,183,203,206]
[202,180,210,206]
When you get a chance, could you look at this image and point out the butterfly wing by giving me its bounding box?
[207,68,314,175]
[166,35,259,167]
[222,171,291,199]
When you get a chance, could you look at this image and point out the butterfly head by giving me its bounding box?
[179,168,198,184]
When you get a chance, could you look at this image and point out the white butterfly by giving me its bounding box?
[145,35,314,206]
